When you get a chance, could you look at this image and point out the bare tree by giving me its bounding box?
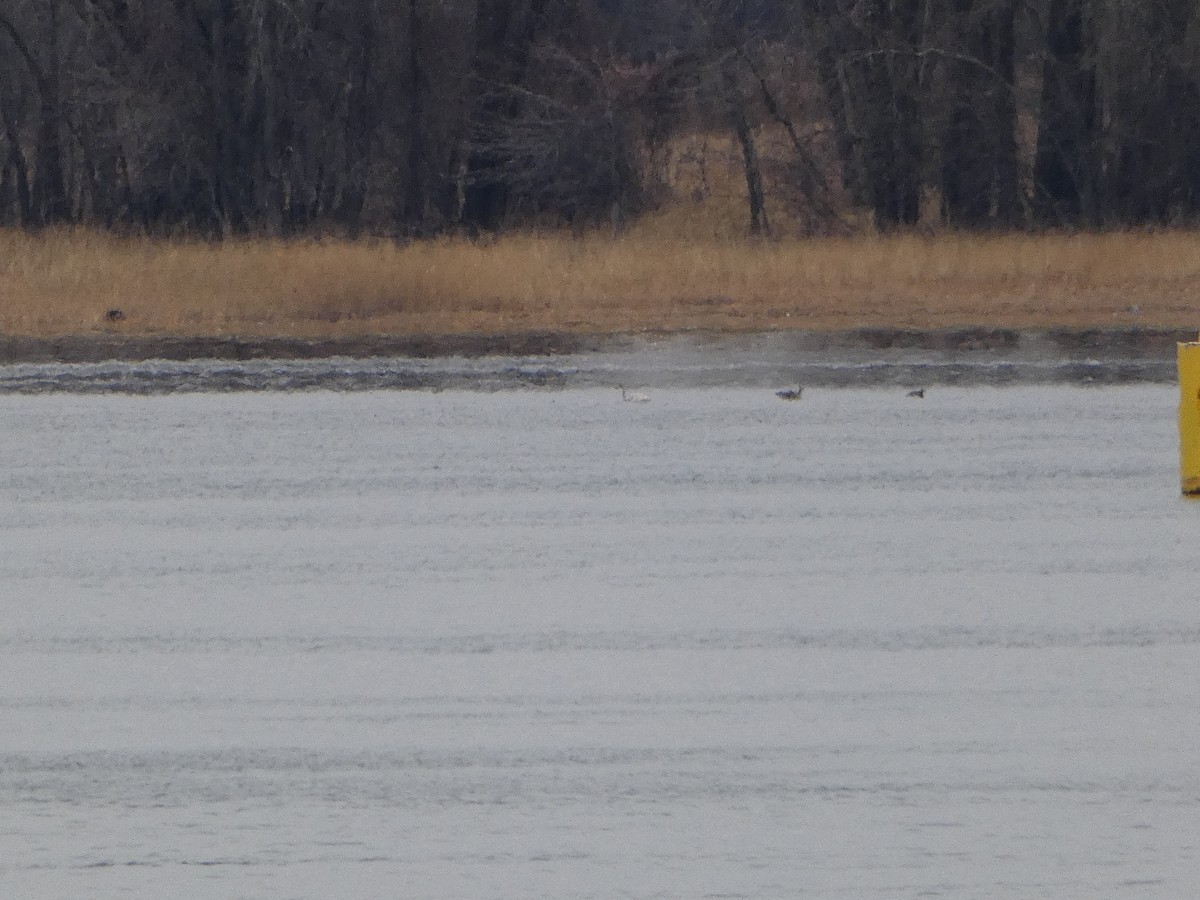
[1,0,1198,235]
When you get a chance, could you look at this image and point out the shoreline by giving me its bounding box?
[0,327,1192,394]
[1,325,1194,366]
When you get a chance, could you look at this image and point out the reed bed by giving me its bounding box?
[3,227,1200,337]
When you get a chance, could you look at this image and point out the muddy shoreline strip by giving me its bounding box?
[0,327,1192,394]
[1,326,1194,365]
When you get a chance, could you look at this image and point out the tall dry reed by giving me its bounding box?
[3,227,1199,337]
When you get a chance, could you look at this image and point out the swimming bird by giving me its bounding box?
[620,385,650,403]
[775,385,803,400]
[907,388,925,398]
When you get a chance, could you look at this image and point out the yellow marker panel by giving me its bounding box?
[1179,341,1200,494]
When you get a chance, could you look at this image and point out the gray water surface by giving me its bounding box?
[2,385,1197,898]
[0,329,1182,394]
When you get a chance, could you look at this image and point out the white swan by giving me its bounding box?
[620,385,650,403]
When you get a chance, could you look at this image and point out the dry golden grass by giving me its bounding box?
[3,226,1200,338]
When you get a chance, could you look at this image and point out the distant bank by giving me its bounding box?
[0,327,1191,395]
[0,326,1193,365]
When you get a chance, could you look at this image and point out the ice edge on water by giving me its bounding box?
[0,352,1178,394]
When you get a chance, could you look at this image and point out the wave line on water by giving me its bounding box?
[5,624,1199,656]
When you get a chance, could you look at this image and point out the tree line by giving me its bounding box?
[2,0,1199,237]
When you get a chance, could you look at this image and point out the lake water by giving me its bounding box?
[2,383,1198,898]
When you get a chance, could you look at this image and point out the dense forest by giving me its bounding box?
[2,0,1199,237]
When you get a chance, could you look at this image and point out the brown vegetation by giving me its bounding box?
[4,227,1199,339]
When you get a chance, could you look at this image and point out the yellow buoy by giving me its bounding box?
[1179,339,1200,494]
